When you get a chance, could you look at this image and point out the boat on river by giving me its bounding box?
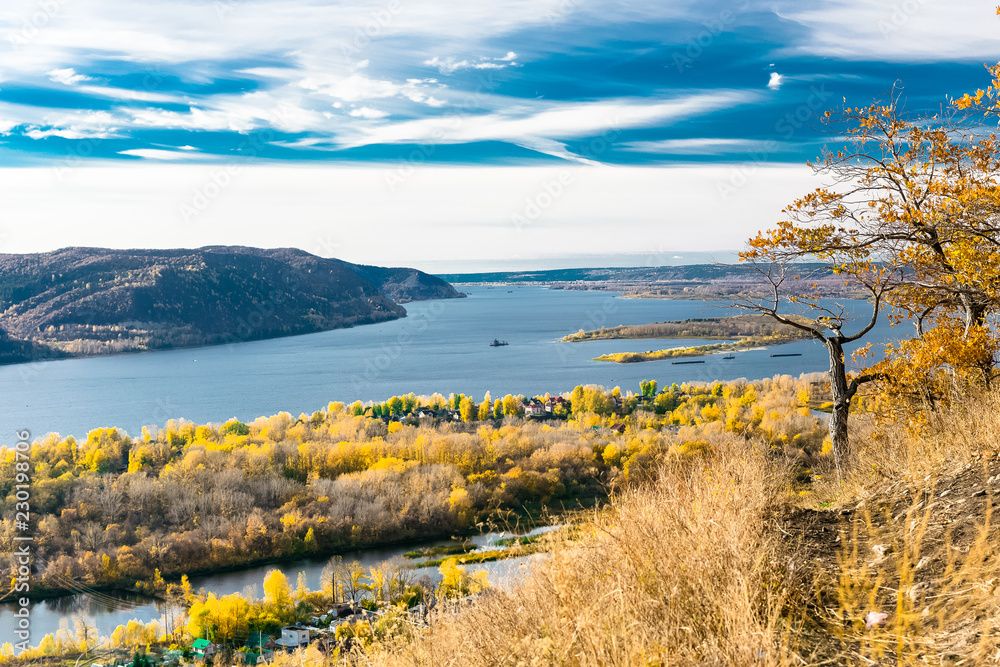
[770,353,803,358]
[671,359,705,365]
[490,339,509,347]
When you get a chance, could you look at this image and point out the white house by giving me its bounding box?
[280,625,310,648]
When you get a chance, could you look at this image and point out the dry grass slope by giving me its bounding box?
[337,433,797,666]
[290,395,1000,666]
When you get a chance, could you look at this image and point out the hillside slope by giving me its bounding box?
[0,246,458,361]
[340,261,464,303]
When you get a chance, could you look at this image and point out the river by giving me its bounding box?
[0,286,895,439]
[0,526,556,642]
[0,286,900,642]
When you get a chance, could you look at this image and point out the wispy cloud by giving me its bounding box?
[424,52,519,74]
[118,148,208,160]
[622,138,780,155]
[348,106,389,119]
[47,68,92,85]
[336,92,757,161]
[0,0,991,170]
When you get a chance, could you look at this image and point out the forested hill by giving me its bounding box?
[0,246,462,361]
[439,263,868,299]
[337,261,465,303]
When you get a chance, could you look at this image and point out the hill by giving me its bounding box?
[438,263,869,299]
[0,246,462,361]
[339,261,465,303]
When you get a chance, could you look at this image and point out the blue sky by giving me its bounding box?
[0,0,997,270]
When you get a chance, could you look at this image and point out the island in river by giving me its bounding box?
[561,314,814,363]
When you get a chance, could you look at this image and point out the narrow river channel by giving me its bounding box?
[0,526,557,644]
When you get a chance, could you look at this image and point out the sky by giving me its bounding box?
[0,0,997,271]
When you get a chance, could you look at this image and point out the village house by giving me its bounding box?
[245,632,277,652]
[546,396,568,412]
[279,625,310,649]
[190,638,217,659]
[523,399,547,417]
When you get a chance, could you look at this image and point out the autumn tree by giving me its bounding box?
[741,83,1000,471]
[459,396,477,422]
[734,259,891,477]
[263,569,292,615]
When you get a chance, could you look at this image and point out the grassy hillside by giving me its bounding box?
[8,380,999,665]
[266,394,1000,666]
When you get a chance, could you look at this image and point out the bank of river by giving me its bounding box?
[0,526,557,643]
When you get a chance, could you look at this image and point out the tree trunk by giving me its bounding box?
[825,337,852,480]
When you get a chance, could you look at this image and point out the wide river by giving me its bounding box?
[0,285,896,439]
[0,285,900,642]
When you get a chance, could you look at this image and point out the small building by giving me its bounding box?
[524,399,547,417]
[242,653,266,666]
[190,638,217,658]
[280,625,310,649]
[245,632,277,652]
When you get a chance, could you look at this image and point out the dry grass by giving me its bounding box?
[270,393,1000,666]
[792,393,1000,664]
[351,432,799,666]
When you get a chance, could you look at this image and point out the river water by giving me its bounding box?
[0,285,895,439]
[0,286,900,642]
[0,527,555,642]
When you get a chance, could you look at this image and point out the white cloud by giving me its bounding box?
[127,92,327,134]
[338,92,758,160]
[26,127,113,139]
[423,57,470,75]
[302,73,402,101]
[622,138,780,155]
[20,110,120,140]
[300,73,447,109]
[424,52,519,74]
[349,106,389,119]
[76,85,187,104]
[118,148,208,160]
[779,1,1000,61]
[767,72,783,90]
[47,68,92,85]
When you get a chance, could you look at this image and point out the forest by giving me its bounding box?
[0,375,828,663]
[0,247,461,363]
[562,314,813,342]
[0,377,826,602]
